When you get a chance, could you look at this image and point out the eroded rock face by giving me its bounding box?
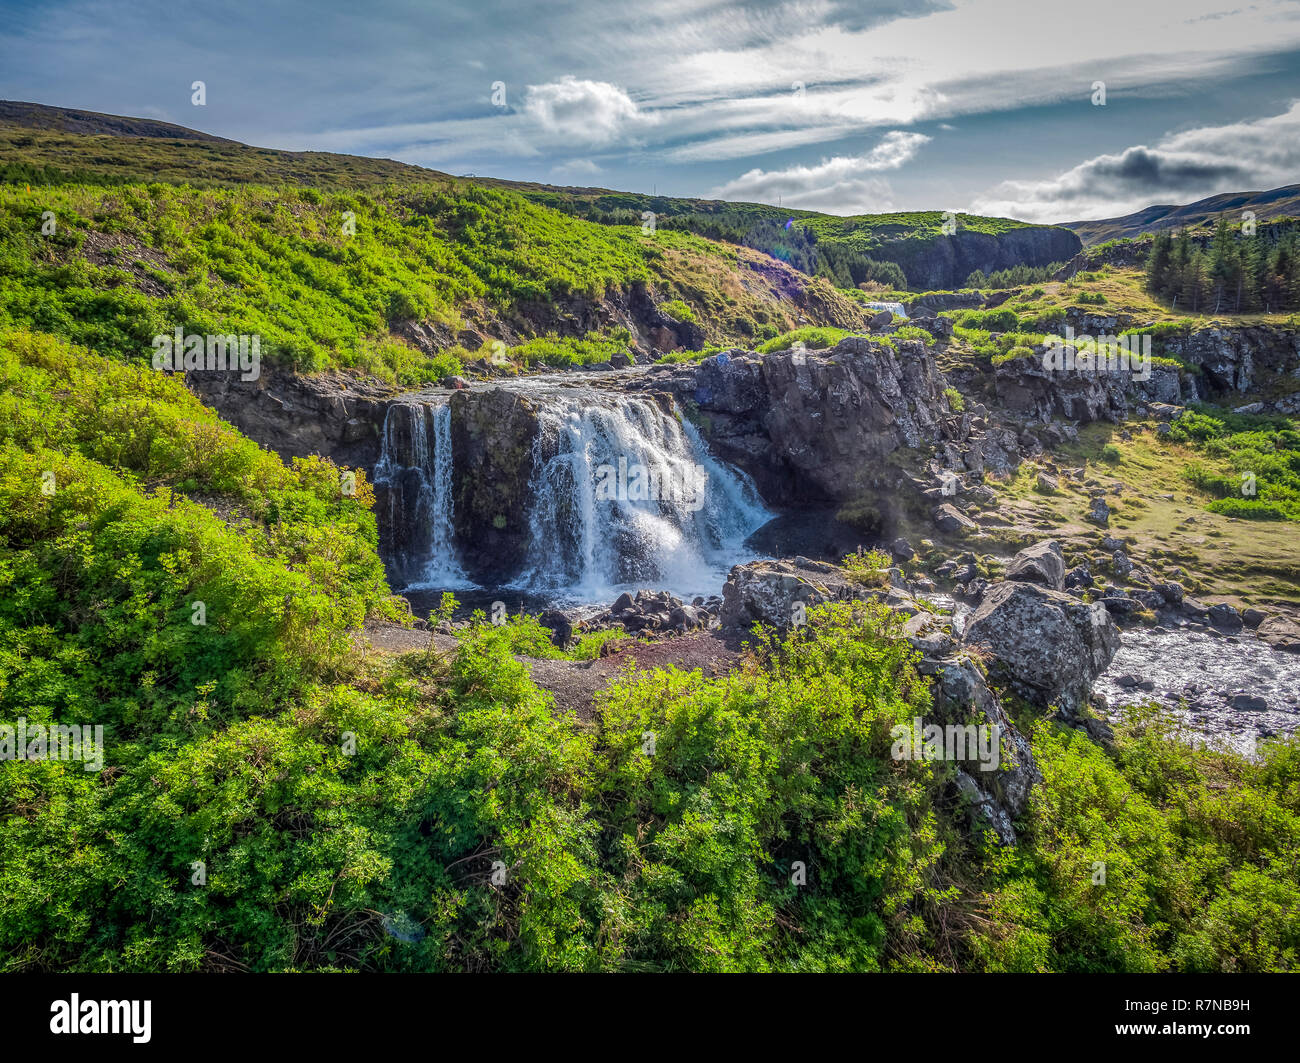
[962,581,1121,713]
[1005,539,1066,591]
[760,337,950,499]
[187,364,389,469]
[646,337,955,506]
[448,388,541,583]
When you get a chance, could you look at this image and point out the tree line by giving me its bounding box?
[1144,218,1300,314]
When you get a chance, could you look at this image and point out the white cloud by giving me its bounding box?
[710,132,929,213]
[551,158,603,177]
[972,101,1300,222]
[522,76,654,146]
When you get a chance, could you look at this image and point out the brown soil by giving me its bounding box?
[356,620,752,722]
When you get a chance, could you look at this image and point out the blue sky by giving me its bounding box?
[2,0,1299,221]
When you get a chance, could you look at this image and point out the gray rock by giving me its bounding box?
[962,581,1121,714]
[913,655,1041,846]
[1257,615,1300,654]
[1228,693,1268,712]
[891,537,915,561]
[1241,608,1267,629]
[1208,602,1243,632]
[1005,539,1066,591]
[1086,496,1110,527]
[933,503,978,534]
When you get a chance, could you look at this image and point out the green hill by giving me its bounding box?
[2,100,1079,295]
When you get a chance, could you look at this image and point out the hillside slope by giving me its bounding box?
[2,100,1078,291]
[0,154,867,383]
[1060,183,1300,246]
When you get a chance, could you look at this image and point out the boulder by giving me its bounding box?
[890,537,915,561]
[1257,615,1300,654]
[1004,539,1065,591]
[537,609,574,649]
[1086,496,1110,527]
[933,503,978,534]
[1208,602,1244,633]
[962,581,1121,713]
[1241,608,1267,629]
[719,558,855,630]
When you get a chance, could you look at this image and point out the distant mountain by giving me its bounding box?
[0,99,235,142]
[1059,184,1300,246]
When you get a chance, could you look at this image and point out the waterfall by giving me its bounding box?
[375,379,772,603]
[510,390,770,602]
[373,400,471,590]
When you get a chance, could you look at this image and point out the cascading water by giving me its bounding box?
[374,374,772,604]
[372,400,472,589]
[510,388,771,602]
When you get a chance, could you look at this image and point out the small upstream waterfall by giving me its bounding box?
[372,400,471,589]
[512,391,770,601]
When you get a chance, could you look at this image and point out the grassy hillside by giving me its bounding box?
[1,100,1074,295]
[0,172,865,383]
[4,330,1299,973]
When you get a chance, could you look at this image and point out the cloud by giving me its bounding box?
[522,76,653,146]
[710,130,929,212]
[972,100,1300,221]
[551,158,603,177]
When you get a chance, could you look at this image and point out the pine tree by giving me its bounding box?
[1146,231,1173,298]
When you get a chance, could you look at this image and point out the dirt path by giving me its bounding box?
[356,621,751,721]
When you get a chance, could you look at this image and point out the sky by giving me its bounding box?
[2,0,1299,222]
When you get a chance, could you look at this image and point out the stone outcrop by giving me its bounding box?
[879,226,1081,290]
[1005,539,1066,591]
[186,365,391,469]
[448,388,541,582]
[645,336,955,505]
[962,581,1121,714]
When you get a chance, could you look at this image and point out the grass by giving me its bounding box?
[980,423,1300,609]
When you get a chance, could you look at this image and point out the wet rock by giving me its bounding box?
[1228,693,1268,712]
[1005,539,1066,591]
[1257,615,1300,654]
[1208,602,1244,633]
[611,591,637,614]
[1242,608,1267,629]
[963,581,1121,714]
